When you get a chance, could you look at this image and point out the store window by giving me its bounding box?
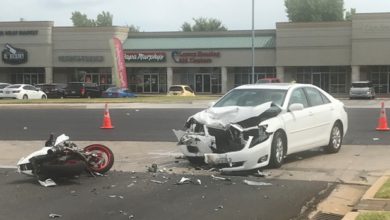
[232,67,276,87]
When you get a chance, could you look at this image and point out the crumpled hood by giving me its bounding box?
[192,102,272,129]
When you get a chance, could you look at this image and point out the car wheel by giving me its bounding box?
[41,95,47,99]
[325,122,343,154]
[269,130,286,168]
[22,94,28,100]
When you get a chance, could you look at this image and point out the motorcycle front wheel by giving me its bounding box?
[84,144,114,174]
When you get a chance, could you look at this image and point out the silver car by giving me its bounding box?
[349,81,375,99]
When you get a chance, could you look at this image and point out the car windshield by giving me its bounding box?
[106,87,121,92]
[7,85,21,89]
[169,86,183,92]
[351,82,371,88]
[0,84,9,89]
[214,89,287,107]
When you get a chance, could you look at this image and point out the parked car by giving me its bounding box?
[63,82,101,98]
[173,83,348,172]
[0,83,11,99]
[2,84,47,100]
[102,87,137,98]
[349,81,375,99]
[256,78,281,84]
[167,85,195,96]
[35,83,67,98]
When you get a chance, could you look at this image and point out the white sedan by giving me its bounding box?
[173,83,348,172]
[2,84,47,100]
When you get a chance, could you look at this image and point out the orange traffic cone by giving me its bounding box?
[376,102,389,131]
[100,103,114,129]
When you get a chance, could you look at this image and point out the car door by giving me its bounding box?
[302,87,333,147]
[24,85,36,99]
[281,88,317,153]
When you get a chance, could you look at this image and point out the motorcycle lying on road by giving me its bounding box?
[17,133,114,187]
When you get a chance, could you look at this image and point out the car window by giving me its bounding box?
[169,86,183,92]
[304,87,325,106]
[289,88,309,108]
[7,85,21,89]
[23,86,34,91]
[320,92,331,104]
[0,84,9,89]
[214,89,287,107]
[184,87,193,93]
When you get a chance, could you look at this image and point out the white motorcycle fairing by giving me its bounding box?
[17,134,70,176]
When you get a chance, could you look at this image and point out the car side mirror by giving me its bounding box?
[208,101,216,107]
[288,103,304,112]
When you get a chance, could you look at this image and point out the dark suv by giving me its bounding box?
[35,83,67,98]
[64,82,101,98]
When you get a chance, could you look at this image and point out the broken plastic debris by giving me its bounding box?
[177,177,191,184]
[373,138,380,141]
[129,214,135,219]
[39,178,56,187]
[109,195,117,198]
[147,164,158,173]
[127,183,135,188]
[243,179,272,186]
[49,213,62,218]
[211,175,231,181]
[196,179,202,185]
[23,126,28,130]
[94,172,104,176]
[214,205,224,211]
[150,180,165,184]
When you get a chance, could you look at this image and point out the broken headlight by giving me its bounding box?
[248,125,270,148]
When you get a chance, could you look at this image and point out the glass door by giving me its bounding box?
[143,74,159,93]
[195,74,211,93]
[312,73,321,88]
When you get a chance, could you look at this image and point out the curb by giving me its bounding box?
[362,176,389,200]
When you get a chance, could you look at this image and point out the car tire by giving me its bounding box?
[22,94,28,100]
[269,130,286,168]
[324,122,343,154]
[41,95,47,99]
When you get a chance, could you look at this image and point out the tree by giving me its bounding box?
[96,11,113,26]
[180,17,227,32]
[345,8,356,21]
[71,11,96,27]
[284,0,344,22]
[128,25,140,32]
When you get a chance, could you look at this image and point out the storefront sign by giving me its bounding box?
[58,56,104,62]
[2,44,28,65]
[0,30,38,36]
[124,52,166,62]
[171,50,220,63]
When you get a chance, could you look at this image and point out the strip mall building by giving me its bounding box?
[1,12,390,95]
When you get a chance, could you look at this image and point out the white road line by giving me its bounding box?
[0,165,17,169]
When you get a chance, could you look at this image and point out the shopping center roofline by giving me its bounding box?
[0,21,54,26]
[276,21,351,28]
[127,29,276,38]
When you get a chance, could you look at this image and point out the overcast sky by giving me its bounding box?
[1,0,389,31]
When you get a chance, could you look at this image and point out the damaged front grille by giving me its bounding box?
[208,127,246,153]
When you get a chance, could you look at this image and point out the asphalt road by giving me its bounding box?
[0,108,388,144]
[0,168,332,220]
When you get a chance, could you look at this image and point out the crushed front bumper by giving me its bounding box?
[204,135,273,172]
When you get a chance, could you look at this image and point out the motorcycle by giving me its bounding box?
[17,133,114,187]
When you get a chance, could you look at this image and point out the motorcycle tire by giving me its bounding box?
[84,144,114,174]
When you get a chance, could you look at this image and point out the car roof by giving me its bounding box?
[170,85,190,87]
[235,83,304,90]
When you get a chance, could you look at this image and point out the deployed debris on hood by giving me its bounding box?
[243,179,272,186]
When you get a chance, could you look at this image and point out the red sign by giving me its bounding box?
[171,51,220,63]
[110,37,128,88]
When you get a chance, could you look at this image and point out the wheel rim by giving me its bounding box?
[275,136,284,163]
[84,146,112,172]
[331,126,341,149]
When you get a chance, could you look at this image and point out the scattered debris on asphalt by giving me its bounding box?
[373,137,380,141]
[109,195,124,199]
[127,183,135,188]
[49,213,62,218]
[150,179,165,184]
[243,179,272,186]
[214,205,224,211]
[147,164,158,173]
[23,126,28,130]
[176,177,202,185]
[253,170,271,177]
[211,175,231,181]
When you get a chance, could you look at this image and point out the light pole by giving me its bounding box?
[251,0,255,84]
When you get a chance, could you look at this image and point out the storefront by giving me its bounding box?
[2,12,390,95]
